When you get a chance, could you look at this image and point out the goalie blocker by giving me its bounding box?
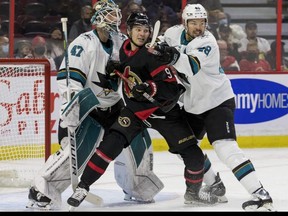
[28,88,163,209]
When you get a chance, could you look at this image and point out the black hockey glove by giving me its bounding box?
[154,42,180,65]
[105,60,121,80]
[131,81,157,102]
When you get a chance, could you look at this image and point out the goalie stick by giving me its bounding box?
[61,17,103,207]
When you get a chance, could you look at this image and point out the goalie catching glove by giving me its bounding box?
[131,81,157,102]
[106,59,122,80]
[153,42,180,65]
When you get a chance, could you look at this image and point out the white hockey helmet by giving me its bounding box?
[91,0,122,33]
[182,4,208,28]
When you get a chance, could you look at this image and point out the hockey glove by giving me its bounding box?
[154,42,180,65]
[106,60,122,80]
[131,81,157,102]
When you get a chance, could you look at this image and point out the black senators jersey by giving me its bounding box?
[119,39,183,121]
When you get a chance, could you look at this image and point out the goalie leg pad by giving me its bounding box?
[114,130,164,201]
[32,116,104,208]
[126,172,164,202]
[32,147,70,209]
[61,88,100,130]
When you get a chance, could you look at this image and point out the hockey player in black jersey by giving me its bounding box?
[67,12,219,208]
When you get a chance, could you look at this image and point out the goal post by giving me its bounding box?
[0,58,51,187]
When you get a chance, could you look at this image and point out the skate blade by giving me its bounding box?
[184,200,217,206]
[217,195,228,203]
[26,200,52,210]
[124,196,155,204]
[244,203,276,212]
[26,200,35,209]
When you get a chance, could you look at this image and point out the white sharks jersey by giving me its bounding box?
[163,25,235,114]
[57,30,127,108]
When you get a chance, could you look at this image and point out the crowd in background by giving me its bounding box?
[0,0,287,71]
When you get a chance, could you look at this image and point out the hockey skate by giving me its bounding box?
[199,172,228,203]
[184,187,218,206]
[242,187,275,211]
[67,182,89,208]
[26,186,52,210]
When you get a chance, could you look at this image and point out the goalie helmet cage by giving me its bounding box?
[0,58,51,187]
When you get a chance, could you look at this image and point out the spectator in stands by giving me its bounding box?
[266,40,288,71]
[31,35,57,71]
[238,21,271,60]
[159,21,172,36]
[120,1,144,34]
[239,40,272,71]
[145,0,178,26]
[218,23,242,62]
[114,0,130,10]
[224,13,246,43]
[217,39,240,71]
[0,33,9,58]
[187,0,223,12]
[47,27,65,70]
[162,0,181,13]
[211,11,246,48]
[68,5,93,42]
[14,40,33,58]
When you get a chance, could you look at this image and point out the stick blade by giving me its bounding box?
[86,192,103,206]
[149,20,161,48]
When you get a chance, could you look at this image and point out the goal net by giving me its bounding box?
[0,58,51,187]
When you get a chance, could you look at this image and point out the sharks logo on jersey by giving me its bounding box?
[92,71,118,97]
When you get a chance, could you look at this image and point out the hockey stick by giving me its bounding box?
[145,20,160,49]
[61,16,78,190]
[114,70,173,113]
[149,20,160,48]
[61,18,103,206]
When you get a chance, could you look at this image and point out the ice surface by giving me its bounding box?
[0,148,287,212]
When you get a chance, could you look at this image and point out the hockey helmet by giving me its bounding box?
[182,4,208,27]
[91,0,122,33]
[126,12,152,32]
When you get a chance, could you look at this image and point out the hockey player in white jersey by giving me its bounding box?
[151,3,275,211]
[26,0,163,210]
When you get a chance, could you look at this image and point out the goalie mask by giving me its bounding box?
[91,0,122,33]
[182,4,208,29]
